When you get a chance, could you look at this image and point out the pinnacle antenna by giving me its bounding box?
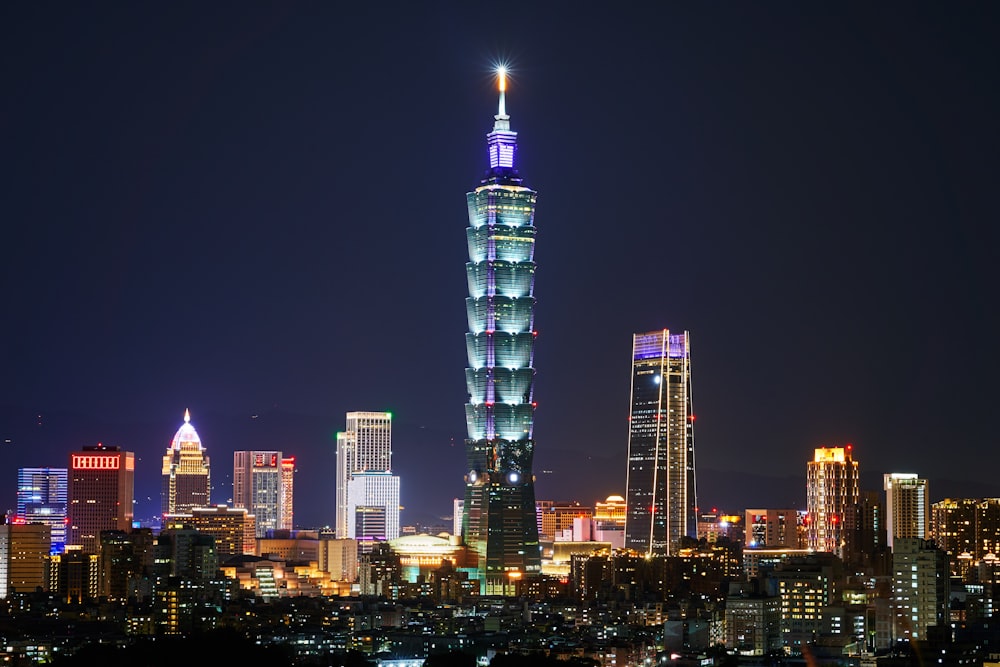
[496,66,507,118]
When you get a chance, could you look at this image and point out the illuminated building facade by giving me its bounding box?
[280,456,295,531]
[891,537,947,641]
[335,411,392,538]
[233,451,286,538]
[932,497,1000,576]
[0,523,51,598]
[746,509,799,549]
[160,410,210,516]
[805,445,859,557]
[68,444,135,554]
[461,69,542,594]
[346,471,400,548]
[16,467,67,554]
[624,329,697,555]
[49,550,99,603]
[883,473,928,548]
[184,505,256,560]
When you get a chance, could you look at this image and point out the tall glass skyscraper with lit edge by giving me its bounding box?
[462,69,541,595]
[624,330,697,556]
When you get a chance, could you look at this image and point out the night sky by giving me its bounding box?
[3,4,999,528]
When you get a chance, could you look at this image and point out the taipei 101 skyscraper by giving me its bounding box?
[462,68,541,595]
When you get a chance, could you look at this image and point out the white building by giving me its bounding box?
[335,411,393,539]
[346,471,400,544]
[884,473,928,548]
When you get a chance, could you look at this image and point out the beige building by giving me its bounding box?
[0,523,51,597]
[806,446,859,557]
[181,505,256,560]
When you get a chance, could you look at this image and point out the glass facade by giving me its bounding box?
[461,78,541,594]
[624,330,697,555]
[16,467,67,554]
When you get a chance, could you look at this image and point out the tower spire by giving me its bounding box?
[184,408,191,424]
[496,66,507,120]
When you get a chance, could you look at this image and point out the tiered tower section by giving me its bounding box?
[462,69,541,594]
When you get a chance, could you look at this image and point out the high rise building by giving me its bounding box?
[280,456,295,531]
[891,537,947,641]
[843,489,887,570]
[624,329,697,556]
[233,451,286,538]
[161,410,211,516]
[68,444,135,554]
[184,505,256,560]
[16,467,67,554]
[461,68,542,594]
[0,523,51,598]
[346,471,400,547]
[883,473,929,549]
[932,497,1000,577]
[806,445,859,557]
[98,528,154,601]
[335,411,392,539]
[746,509,799,549]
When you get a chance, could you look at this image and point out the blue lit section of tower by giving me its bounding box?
[462,69,541,594]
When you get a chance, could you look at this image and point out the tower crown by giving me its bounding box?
[171,409,203,451]
[486,67,518,175]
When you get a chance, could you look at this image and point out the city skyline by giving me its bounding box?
[2,5,999,527]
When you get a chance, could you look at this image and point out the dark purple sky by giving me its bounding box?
[2,4,999,528]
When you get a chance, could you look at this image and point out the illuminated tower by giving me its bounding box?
[233,451,284,538]
[624,330,697,555]
[884,473,928,549]
[280,456,295,531]
[806,445,860,557]
[160,409,211,516]
[68,444,135,554]
[461,68,541,594]
[16,467,67,554]
[335,411,393,539]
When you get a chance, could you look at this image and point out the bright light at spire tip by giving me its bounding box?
[496,65,507,92]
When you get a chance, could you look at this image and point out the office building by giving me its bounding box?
[725,589,782,655]
[280,456,295,531]
[49,550,99,603]
[16,467,67,554]
[68,444,135,554]
[768,553,843,653]
[335,411,392,538]
[884,473,929,548]
[891,537,947,641]
[805,445,859,557]
[746,509,799,549]
[184,505,256,561]
[233,451,286,538]
[346,471,400,548]
[98,528,154,601]
[461,69,542,594]
[843,489,887,570]
[624,329,697,555]
[932,497,1000,577]
[0,523,51,598]
[160,409,211,516]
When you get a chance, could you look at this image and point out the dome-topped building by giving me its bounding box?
[161,409,211,516]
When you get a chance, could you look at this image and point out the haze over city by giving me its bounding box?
[3,4,999,528]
